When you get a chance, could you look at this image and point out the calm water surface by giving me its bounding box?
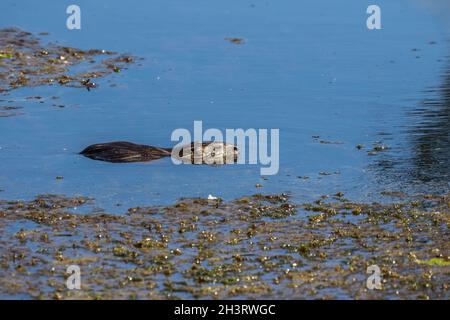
[1,0,449,212]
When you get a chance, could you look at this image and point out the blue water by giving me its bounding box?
[1,0,449,212]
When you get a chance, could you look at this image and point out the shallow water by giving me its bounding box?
[1,0,450,213]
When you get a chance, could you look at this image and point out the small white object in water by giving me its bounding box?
[207,194,218,200]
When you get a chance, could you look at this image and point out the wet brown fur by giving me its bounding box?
[80,141,238,163]
[80,141,172,163]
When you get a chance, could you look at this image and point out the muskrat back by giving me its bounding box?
[80,141,171,163]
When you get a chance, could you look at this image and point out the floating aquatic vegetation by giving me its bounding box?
[416,258,450,267]
[0,53,13,59]
[0,192,448,299]
[0,28,137,93]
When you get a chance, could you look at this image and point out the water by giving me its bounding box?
[1,0,449,212]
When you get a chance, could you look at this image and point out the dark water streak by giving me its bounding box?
[371,53,450,194]
[409,57,450,184]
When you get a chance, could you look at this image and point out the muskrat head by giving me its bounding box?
[172,141,239,165]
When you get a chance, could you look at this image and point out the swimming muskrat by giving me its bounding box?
[80,141,239,164]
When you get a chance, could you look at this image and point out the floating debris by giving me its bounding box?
[368,143,390,155]
[312,136,343,145]
[80,79,97,91]
[225,37,244,44]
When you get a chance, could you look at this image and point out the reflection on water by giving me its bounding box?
[372,58,450,193]
[409,60,450,185]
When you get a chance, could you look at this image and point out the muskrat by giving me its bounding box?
[80,141,239,164]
